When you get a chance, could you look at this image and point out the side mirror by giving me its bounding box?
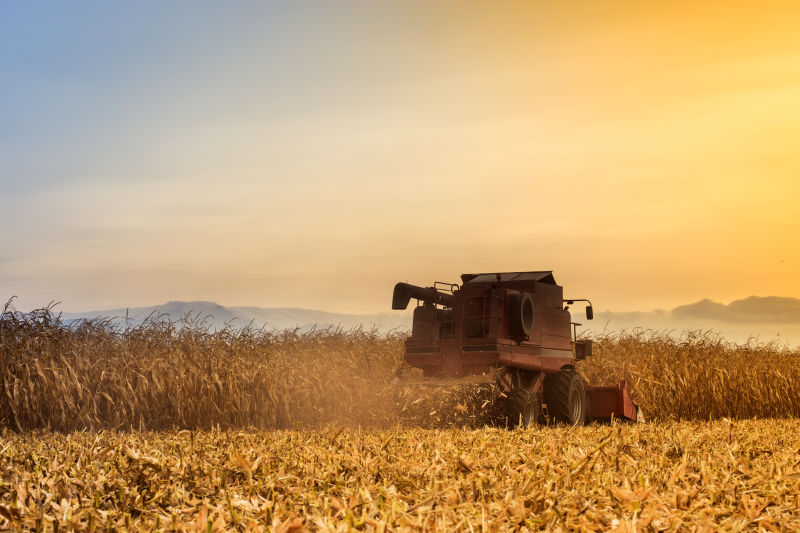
[586,305,594,320]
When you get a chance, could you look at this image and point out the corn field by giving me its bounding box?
[580,330,800,420]
[2,420,800,531]
[2,302,800,432]
[3,303,800,530]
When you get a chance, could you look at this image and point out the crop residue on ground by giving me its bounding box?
[2,420,800,531]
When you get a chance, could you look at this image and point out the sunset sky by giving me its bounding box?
[2,1,799,316]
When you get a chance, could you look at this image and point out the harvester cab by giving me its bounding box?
[392,271,640,426]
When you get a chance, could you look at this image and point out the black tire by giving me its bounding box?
[503,370,540,428]
[506,387,539,428]
[543,370,586,426]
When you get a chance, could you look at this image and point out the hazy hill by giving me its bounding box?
[58,296,800,347]
[61,301,412,332]
[588,296,800,347]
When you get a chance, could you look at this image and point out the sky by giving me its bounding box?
[1,1,799,318]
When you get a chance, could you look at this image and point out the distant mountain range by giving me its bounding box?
[60,301,412,332]
[58,296,800,345]
[587,296,800,346]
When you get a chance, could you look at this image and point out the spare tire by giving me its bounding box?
[508,293,534,339]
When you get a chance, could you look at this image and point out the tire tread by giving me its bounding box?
[543,370,584,425]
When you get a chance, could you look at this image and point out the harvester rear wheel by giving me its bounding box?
[503,370,540,428]
[543,370,586,426]
[506,387,539,428]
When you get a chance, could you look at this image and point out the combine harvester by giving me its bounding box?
[392,271,641,426]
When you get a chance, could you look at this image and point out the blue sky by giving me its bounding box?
[2,3,321,191]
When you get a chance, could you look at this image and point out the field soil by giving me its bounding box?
[2,420,799,531]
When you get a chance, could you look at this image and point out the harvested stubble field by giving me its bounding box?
[2,303,800,530]
[2,421,800,531]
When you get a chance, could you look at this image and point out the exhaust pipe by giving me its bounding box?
[392,282,455,310]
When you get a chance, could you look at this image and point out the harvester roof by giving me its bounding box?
[460,271,556,285]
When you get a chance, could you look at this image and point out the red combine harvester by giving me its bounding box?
[392,271,640,426]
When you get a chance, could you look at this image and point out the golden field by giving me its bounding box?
[2,303,800,431]
[2,421,800,531]
[2,304,800,530]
